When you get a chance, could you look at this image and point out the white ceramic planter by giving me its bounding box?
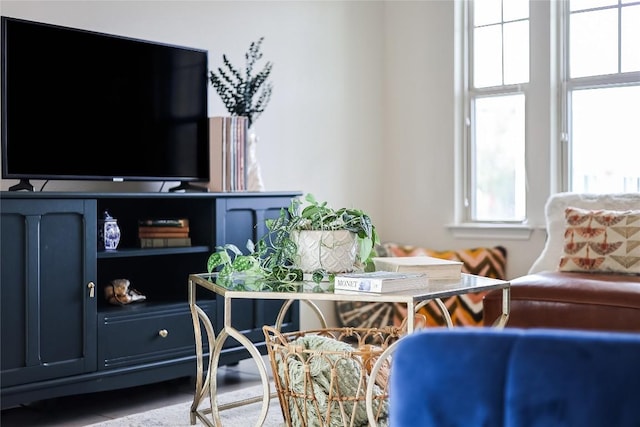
[290,230,358,273]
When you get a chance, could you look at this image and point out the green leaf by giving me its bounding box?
[311,270,326,284]
[232,255,258,272]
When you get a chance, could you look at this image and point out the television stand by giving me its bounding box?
[9,179,34,192]
[168,181,208,193]
[0,190,302,409]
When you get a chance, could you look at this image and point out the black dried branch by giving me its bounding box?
[209,37,273,129]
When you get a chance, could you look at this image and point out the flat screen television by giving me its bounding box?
[1,17,209,192]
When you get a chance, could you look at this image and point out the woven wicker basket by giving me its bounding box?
[262,325,403,427]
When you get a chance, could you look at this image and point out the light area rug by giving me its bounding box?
[86,384,285,427]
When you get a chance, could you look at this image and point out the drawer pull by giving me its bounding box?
[158,329,168,338]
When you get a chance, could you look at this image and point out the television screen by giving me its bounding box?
[1,17,209,190]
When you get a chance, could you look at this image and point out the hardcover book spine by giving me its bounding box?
[138,226,190,234]
[138,231,190,238]
[207,116,248,192]
[139,237,192,248]
[208,117,227,191]
[334,277,383,293]
[138,218,189,227]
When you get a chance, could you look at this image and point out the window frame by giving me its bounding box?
[559,0,640,192]
[460,0,535,227]
[455,0,640,238]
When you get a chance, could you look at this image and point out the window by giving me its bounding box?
[464,0,640,224]
[564,0,640,193]
[466,0,529,222]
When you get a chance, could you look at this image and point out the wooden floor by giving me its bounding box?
[0,357,266,427]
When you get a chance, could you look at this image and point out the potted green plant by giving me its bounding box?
[207,193,379,289]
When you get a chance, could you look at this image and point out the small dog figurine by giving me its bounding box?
[104,279,146,305]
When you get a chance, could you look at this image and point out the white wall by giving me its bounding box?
[379,1,548,281]
[0,1,547,328]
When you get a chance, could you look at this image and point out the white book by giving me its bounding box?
[333,271,428,294]
[372,256,463,279]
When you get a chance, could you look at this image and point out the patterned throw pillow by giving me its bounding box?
[335,245,507,329]
[559,207,640,274]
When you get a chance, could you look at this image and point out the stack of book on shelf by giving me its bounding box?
[208,116,248,192]
[138,218,191,248]
[333,271,429,294]
[372,256,463,280]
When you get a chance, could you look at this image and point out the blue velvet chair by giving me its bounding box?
[390,327,640,427]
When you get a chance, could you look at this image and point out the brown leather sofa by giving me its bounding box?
[483,192,640,332]
[483,271,640,331]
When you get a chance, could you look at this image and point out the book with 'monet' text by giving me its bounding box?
[333,271,428,294]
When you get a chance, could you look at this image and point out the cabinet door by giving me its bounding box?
[214,196,300,354]
[1,199,97,386]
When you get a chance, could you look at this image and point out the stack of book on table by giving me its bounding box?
[333,271,429,294]
[138,218,191,248]
[372,256,463,279]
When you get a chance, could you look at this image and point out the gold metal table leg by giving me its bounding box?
[189,283,272,426]
[212,327,272,426]
[365,297,451,426]
[275,299,327,331]
[491,287,511,328]
[189,305,214,425]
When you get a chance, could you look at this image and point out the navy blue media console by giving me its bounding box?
[0,190,301,408]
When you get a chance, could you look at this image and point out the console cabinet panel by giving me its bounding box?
[0,191,300,408]
[0,199,97,388]
[97,302,214,369]
[215,197,300,358]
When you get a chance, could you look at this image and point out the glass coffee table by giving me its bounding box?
[188,272,510,426]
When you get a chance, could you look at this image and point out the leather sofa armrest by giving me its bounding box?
[483,271,640,331]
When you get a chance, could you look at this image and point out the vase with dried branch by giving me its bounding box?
[209,37,272,191]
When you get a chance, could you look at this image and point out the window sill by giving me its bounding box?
[447,223,537,240]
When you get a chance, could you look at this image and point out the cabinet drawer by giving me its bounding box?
[97,303,212,369]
